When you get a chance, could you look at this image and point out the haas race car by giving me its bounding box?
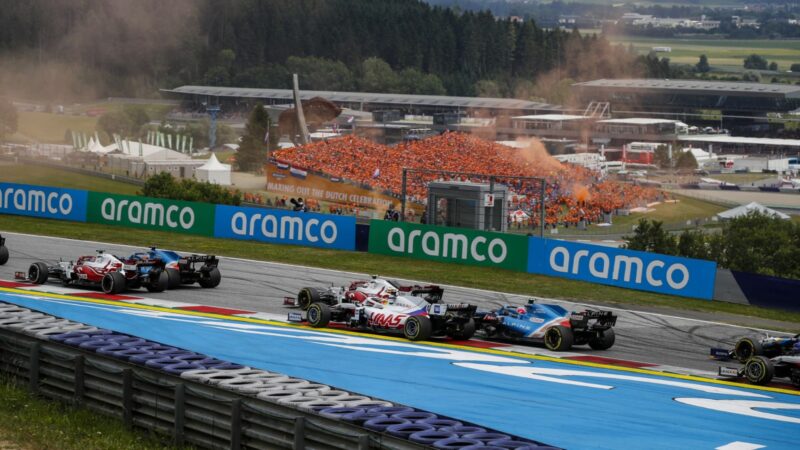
[126,247,221,289]
[285,277,474,341]
[17,250,170,294]
[712,334,800,387]
[473,299,618,351]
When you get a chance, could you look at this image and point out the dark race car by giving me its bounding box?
[17,250,169,294]
[0,234,8,265]
[712,334,800,387]
[473,299,618,351]
[126,247,221,289]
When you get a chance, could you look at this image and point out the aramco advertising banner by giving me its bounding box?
[368,220,529,271]
[87,192,216,236]
[214,205,356,250]
[527,237,717,300]
[0,182,88,222]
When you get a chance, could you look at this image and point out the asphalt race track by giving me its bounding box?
[0,231,793,374]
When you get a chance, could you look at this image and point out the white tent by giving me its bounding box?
[716,202,790,220]
[510,209,530,222]
[194,153,232,185]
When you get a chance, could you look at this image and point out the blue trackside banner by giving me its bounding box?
[213,205,356,250]
[527,237,717,300]
[0,182,88,222]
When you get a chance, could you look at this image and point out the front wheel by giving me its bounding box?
[589,328,616,350]
[744,356,774,385]
[102,271,126,294]
[198,267,221,288]
[544,325,574,351]
[403,316,432,341]
[448,319,476,340]
[28,262,49,284]
[307,303,331,328]
[734,337,763,363]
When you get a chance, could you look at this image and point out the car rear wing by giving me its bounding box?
[180,255,218,266]
[569,310,617,329]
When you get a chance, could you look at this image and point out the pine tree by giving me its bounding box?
[237,103,270,172]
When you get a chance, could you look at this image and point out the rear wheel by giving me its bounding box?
[297,287,321,311]
[102,271,126,294]
[146,270,169,293]
[28,262,49,284]
[307,303,331,328]
[166,268,181,289]
[734,337,763,363]
[447,319,476,340]
[589,328,616,350]
[744,356,774,385]
[544,325,574,351]
[198,267,221,288]
[0,245,8,265]
[403,316,432,341]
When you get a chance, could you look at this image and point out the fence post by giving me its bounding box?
[122,369,133,428]
[293,417,305,450]
[74,355,85,405]
[29,342,40,393]
[174,382,185,446]
[230,399,242,450]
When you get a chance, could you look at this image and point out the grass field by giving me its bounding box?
[1,214,798,328]
[0,377,185,450]
[0,163,140,195]
[712,173,776,184]
[606,35,800,72]
[14,112,98,144]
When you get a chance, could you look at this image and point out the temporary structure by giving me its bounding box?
[510,209,530,222]
[716,202,790,220]
[195,153,232,185]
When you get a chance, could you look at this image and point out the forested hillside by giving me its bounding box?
[0,0,655,101]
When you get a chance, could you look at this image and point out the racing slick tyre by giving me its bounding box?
[589,328,616,351]
[28,262,49,284]
[744,356,775,385]
[544,325,574,351]
[146,270,169,293]
[297,287,322,311]
[198,267,221,288]
[307,303,331,328]
[403,316,433,341]
[102,271,127,294]
[448,319,476,340]
[166,268,181,289]
[790,368,800,388]
[0,245,8,265]
[734,337,764,363]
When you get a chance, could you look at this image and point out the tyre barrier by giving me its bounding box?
[1,301,558,449]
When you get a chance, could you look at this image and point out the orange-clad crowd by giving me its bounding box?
[273,133,661,227]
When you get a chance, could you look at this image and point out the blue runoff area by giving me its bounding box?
[2,291,798,450]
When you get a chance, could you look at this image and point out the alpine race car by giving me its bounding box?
[286,285,476,341]
[17,250,169,294]
[0,234,7,265]
[126,247,221,289]
[712,334,800,387]
[285,276,443,310]
[472,299,618,351]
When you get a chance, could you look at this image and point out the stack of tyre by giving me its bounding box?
[0,303,560,449]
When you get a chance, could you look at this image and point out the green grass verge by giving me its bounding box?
[0,163,140,195]
[1,214,798,328]
[0,376,185,450]
[711,173,776,185]
[14,112,98,144]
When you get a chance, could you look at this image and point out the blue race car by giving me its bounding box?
[126,247,221,289]
[473,299,617,351]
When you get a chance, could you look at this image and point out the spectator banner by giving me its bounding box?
[214,205,356,250]
[368,220,528,271]
[87,192,215,236]
[0,182,88,222]
[527,237,717,300]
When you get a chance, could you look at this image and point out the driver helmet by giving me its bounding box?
[793,341,800,353]
[516,306,527,315]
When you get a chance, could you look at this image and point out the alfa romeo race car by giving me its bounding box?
[0,234,8,265]
[712,334,800,387]
[472,299,618,351]
[17,250,169,294]
[126,247,221,289]
[285,276,443,310]
[286,283,475,341]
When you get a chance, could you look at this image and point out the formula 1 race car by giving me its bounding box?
[712,334,800,387]
[126,247,221,289]
[0,234,8,265]
[285,276,444,310]
[17,250,169,294]
[286,284,476,342]
[472,299,618,351]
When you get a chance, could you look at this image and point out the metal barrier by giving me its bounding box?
[0,328,427,450]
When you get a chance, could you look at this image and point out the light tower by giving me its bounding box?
[206,105,221,150]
